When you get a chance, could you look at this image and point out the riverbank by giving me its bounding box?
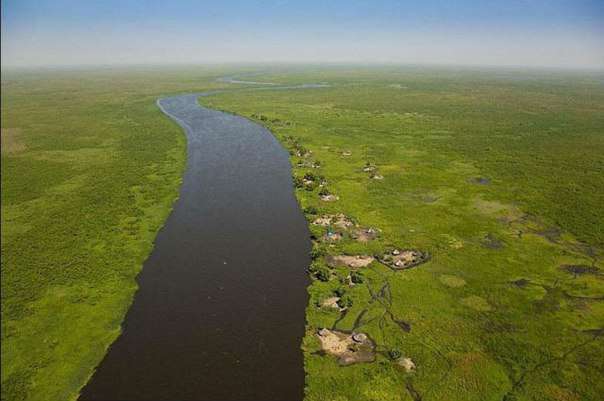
[201,67,604,401]
[78,92,311,401]
[0,68,225,401]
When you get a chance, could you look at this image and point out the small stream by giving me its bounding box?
[79,81,324,400]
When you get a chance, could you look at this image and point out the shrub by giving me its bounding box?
[388,349,402,360]
[293,176,304,188]
[304,205,318,215]
[304,172,317,181]
[309,263,330,282]
[350,271,364,284]
[310,245,325,260]
[337,295,353,308]
[334,287,346,297]
[318,187,330,196]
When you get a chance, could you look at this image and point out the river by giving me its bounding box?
[79,86,315,400]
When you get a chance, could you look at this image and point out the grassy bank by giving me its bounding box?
[202,67,604,401]
[0,67,231,401]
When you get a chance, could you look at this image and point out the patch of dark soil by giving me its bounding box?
[481,233,504,249]
[535,227,562,243]
[511,278,530,288]
[378,249,429,270]
[582,328,604,337]
[560,264,600,277]
[470,177,490,185]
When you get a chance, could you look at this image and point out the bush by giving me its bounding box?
[293,176,304,188]
[310,245,325,260]
[318,187,330,196]
[337,295,353,308]
[334,287,346,297]
[304,172,317,181]
[388,349,402,360]
[309,263,330,282]
[304,205,318,215]
[350,271,364,284]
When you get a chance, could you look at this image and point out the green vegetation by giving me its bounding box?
[202,67,604,401]
[0,67,235,401]
[2,66,603,401]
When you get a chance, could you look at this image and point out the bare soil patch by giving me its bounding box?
[397,357,416,372]
[322,297,345,311]
[560,264,600,277]
[326,255,375,268]
[351,227,379,242]
[313,214,378,243]
[378,249,429,270]
[312,214,355,229]
[316,328,375,366]
[470,177,490,185]
[511,278,530,288]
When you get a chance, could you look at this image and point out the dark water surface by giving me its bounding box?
[79,93,311,401]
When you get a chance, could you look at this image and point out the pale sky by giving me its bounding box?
[2,0,603,69]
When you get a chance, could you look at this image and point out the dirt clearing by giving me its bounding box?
[316,329,375,366]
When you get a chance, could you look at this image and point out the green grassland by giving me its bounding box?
[201,67,604,401]
[2,66,603,401]
[0,67,238,401]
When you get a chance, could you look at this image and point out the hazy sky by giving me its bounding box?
[2,0,603,68]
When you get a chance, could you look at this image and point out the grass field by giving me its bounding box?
[201,67,604,401]
[2,66,603,401]
[0,67,235,401]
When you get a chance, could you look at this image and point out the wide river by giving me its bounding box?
[79,90,312,400]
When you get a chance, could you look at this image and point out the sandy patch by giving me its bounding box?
[397,357,416,372]
[326,255,375,268]
[317,328,375,366]
[312,214,355,229]
[322,297,344,310]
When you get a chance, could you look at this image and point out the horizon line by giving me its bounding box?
[3,61,604,73]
